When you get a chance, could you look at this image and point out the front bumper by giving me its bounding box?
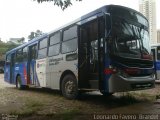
[108,74,155,93]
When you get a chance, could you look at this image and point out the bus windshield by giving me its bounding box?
[112,18,151,59]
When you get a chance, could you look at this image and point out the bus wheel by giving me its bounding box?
[16,76,23,89]
[61,74,78,99]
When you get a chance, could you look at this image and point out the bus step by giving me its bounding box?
[89,80,99,89]
[89,73,99,80]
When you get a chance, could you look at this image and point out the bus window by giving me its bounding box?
[30,44,37,60]
[62,25,77,53]
[6,54,11,65]
[23,46,28,61]
[48,44,60,56]
[63,26,77,41]
[39,38,48,49]
[38,38,48,59]
[62,38,77,53]
[91,40,98,62]
[16,49,23,63]
[48,32,60,56]
[50,32,60,45]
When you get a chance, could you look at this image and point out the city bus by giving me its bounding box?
[4,5,155,99]
[151,44,160,81]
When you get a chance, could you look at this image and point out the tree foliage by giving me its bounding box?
[0,42,19,60]
[34,0,82,10]
[28,30,44,40]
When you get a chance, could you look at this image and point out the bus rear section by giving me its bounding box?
[4,47,31,87]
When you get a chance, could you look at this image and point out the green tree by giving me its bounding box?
[34,0,82,10]
[28,32,35,40]
[28,30,44,40]
[0,42,19,60]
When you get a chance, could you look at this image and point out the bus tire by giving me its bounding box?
[61,74,78,99]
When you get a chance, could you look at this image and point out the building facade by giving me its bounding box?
[8,37,25,45]
[139,0,157,44]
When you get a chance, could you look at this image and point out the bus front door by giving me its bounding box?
[78,18,105,89]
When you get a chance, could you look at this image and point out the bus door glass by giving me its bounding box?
[28,44,38,85]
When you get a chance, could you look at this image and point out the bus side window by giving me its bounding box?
[31,45,37,60]
[38,38,48,59]
[16,49,23,63]
[6,54,11,65]
[48,32,60,56]
[62,25,78,53]
[22,46,28,61]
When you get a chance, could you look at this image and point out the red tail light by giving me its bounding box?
[104,68,117,74]
[124,68,140,75]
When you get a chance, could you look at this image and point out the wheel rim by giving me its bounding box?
[65,80,76,96]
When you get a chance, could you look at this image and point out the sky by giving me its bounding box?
[0,0,160,42]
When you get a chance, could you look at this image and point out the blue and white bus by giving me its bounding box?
[4,5,155,99]
[151,44,160,81]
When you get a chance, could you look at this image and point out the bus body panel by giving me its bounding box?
[47,52,78,90]
[36,58,47,87]
[14,62,28,85]
[4,64,11,83]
